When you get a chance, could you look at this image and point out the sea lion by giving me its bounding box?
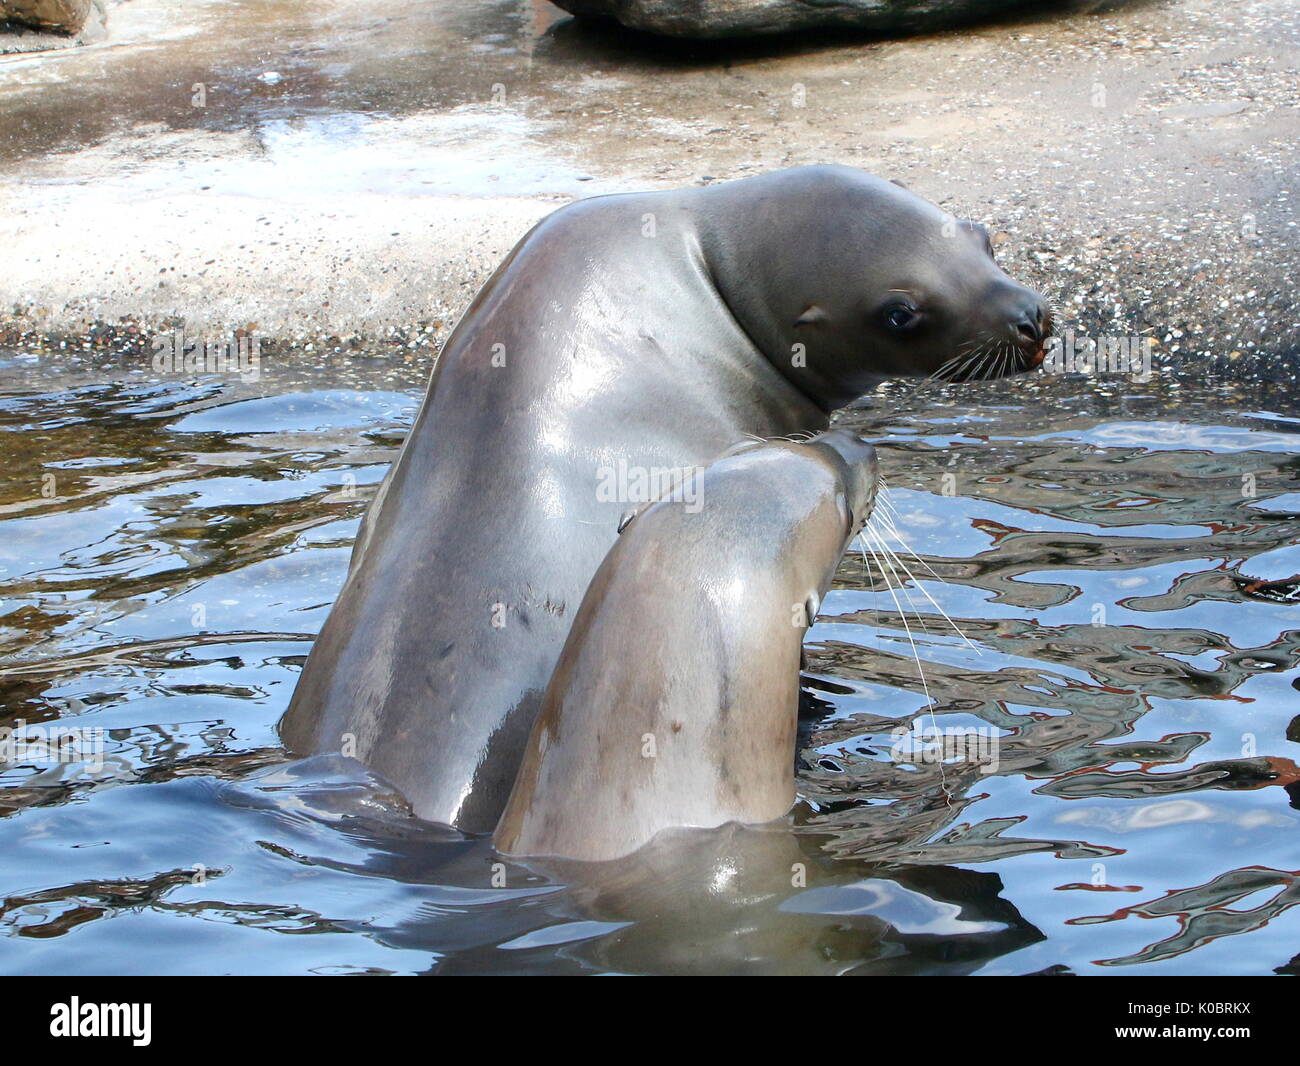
[279,164,1050,831]
[493,429,878,861]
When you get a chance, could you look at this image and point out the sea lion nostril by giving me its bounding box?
[1013,302,1046,345]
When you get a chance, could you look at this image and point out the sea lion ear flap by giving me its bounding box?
[618,501,655,534]
[890,178,909,189]
[794,304,828,328]
[803,591,821,628]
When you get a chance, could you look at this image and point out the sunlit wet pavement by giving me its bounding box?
[0,0,1296,362]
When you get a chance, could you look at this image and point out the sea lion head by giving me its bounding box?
[837,208,1054,386]
[700,166,1054,410]
[806,428,878,540]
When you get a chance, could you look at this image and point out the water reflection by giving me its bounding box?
[1,354,1298,974]
[1074,866,1300,967]
[1,752,1045,975]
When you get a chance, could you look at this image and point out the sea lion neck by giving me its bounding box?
[688,180,850,413]
[688,168,913,412]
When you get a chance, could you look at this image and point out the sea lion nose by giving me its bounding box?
[1012,300,1047,344]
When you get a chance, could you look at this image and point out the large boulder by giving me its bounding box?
[0,0,95,33]
[0,0,106,52]
[552,0,1057,38]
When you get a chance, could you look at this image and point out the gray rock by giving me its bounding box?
[552,0,1064,38]
[0,0,93,33]
[0,0,105,52]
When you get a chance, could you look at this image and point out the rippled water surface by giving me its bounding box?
[1,348,1297,975]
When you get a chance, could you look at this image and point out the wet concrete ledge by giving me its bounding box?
[0,0,1296,369]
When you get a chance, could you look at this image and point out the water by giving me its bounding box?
[1,347,1297,975]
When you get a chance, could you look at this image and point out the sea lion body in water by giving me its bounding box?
[280,165,1049,831]
[493,429,877,861]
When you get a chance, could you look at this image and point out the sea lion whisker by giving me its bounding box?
[856,479,887,598]
[983,343,1005,380]
[942,352,978,384]
[873,490,911,536]
[873,537,937,636]
[854,534,898,592]
[958,339,998,379]
[902,359,955,398]
[856,539,879,604]
[998,343,1013,378]
[986,348,1002,381]
[862,532,947,795]
[864,528,952,794]
[916,354,963,393]
[860,529,907,627]
[867,494,930,559]
[868,512,979,651]
[863,529,931,645]
[942,347,980,376]
[905,343,983,395]
[933,358,965,384]
[871,482,981,654]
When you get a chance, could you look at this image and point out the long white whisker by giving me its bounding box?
[862,530,949,794]
[864,509,979,653]
[862,530,933,706]
[872,536,936,637]
[874,483,958,587]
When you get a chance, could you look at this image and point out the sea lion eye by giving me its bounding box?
[883,304,919,332]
